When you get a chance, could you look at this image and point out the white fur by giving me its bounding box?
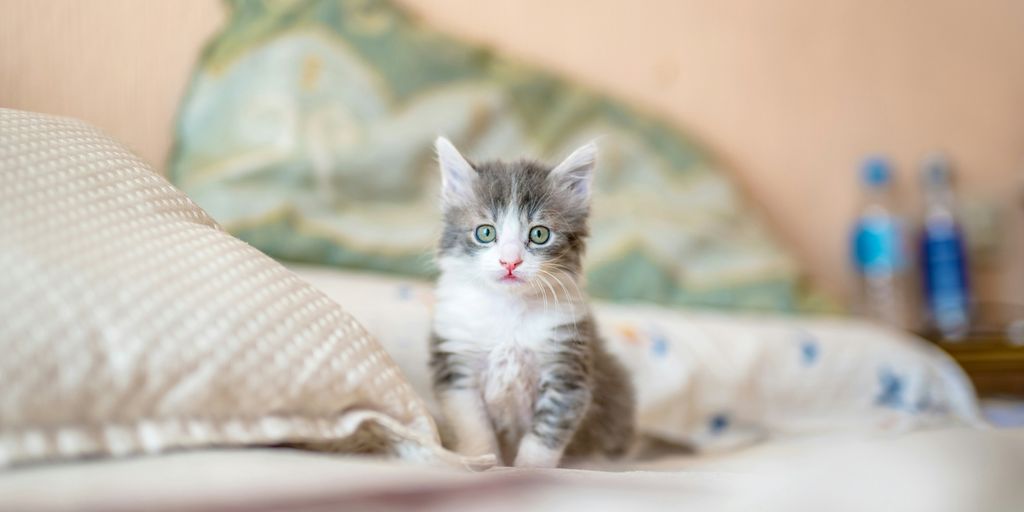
[514,433,563,468]
[496,209,525,265]
[438,388,498,457]
[434,249,584,464]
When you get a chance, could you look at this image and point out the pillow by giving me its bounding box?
[287,264,984,452]
[168,0,819,312]
[0,109,482,468]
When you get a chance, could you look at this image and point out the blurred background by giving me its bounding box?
[4,4,1024,507]
[3,0,1021,311]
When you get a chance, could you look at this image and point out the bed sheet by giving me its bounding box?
[0,265,1018,511]
[1,427,1021,511]
[289,264,983,452]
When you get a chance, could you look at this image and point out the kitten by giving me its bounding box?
[429,137,635,468]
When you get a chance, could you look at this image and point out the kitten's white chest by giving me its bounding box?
[482,341,538,439]
[433,278,579,435]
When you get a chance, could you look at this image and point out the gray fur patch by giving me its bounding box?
[438,158,588,275]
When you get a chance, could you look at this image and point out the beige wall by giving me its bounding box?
[0,0,224,169]
[2,0,1022,308]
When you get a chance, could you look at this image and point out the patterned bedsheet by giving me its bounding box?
[289,264,984,452]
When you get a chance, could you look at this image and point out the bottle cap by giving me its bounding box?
[922,153,952,186]
[861,156,891,188]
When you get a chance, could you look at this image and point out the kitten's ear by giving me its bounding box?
[550,142,597,203]
[435,136,476,205]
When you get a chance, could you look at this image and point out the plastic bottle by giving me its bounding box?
[919,155,970,339]
[851,157,911,328]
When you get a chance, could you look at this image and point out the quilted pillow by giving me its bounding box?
[168,0,815,312]
[0,109,477,468]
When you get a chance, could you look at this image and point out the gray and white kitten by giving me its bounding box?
[429,137,635,468]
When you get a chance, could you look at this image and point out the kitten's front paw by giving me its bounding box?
[513,434,563,468]
[454,438,499,460]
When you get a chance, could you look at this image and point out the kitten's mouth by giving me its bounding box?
[499,273,523,284]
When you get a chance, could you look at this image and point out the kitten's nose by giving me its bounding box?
[499,258,523,273]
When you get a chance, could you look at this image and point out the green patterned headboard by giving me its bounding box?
[169,0,814,311]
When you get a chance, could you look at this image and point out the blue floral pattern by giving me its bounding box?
[876,367,905,409]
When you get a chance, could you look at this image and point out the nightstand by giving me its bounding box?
[928,333,1024,398]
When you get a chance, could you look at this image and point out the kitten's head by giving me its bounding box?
[434,137,595,294]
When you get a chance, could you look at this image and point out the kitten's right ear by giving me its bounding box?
[435,136,476,205]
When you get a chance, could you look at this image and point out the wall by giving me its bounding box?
[2,0,1021,308]
[0,0,224,170]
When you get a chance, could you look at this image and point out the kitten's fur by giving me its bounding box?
[429,137,635,468]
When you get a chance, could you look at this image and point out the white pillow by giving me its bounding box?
[0,109,477,468]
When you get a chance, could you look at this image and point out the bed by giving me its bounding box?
[1,426,1022,511]
[2,107,1022,511]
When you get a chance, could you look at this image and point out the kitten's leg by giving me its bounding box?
[438,388,499,458]
[430,344,498,459]
[515,354,592,468]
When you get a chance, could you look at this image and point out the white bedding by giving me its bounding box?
[288,264,983,452]
[2,428,1022,511]
[1,264,1021,511]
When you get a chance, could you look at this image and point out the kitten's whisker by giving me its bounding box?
[535,272,561,317]
[545,263,586,303]
[529,278,550,316]
[537,269,580,339]
[535,273,565,329]
[547,265,588,339]
[538,269,576,304]
[541,265,582,301]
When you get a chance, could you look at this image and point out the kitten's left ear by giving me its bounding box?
[550,142,597,203]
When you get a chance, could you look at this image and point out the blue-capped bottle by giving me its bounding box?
[851,157,911,328]
[919,155,970,340]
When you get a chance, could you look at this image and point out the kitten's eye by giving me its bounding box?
[529,225,551,245]
[474,224,496,243]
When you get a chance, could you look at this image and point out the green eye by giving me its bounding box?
[529,225,551,245]
[475,224,496,243]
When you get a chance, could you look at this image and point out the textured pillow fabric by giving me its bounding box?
[168,0,817,312]
[0,108,476,468]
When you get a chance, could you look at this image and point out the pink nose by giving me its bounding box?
[500,258,523,273]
